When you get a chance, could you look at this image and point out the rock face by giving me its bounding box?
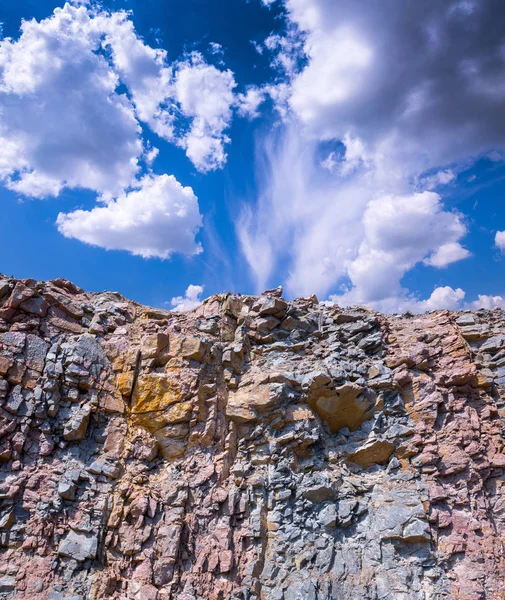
[0,275,505,599]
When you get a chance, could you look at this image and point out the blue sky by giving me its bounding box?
[1,0,504,313]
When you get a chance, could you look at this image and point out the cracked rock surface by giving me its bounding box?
[0,275,505,599]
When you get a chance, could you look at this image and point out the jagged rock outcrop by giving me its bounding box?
[0,274,505,599]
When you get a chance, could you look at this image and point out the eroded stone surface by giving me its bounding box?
[0,275,504,599]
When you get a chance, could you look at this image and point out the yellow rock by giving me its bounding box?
[475,370,493,388]
[131,373,183,414]
[141,333,169,359]
[132,401,193,432]
[117,372,134,397]
[310,383,376,433]
[285,405,315,422]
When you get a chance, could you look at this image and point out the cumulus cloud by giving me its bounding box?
[96,14,237,173]
[0,2,247,259]
[272,0,505,167]
[495,231,505,251]
[467,294,505,310]
[236,87,266,119]
[238,0,504,305]
[0,1,238,206]
[98,9,175,141]
[56,174,202,259]
[0,3,142,198]
[415,287,466,312]
[172,53,236,172]
[264,28,306,78]
[170,284,205,311]
[424,242,471,268]
[345,286,467,315]
[420,170,456,191]
[346,192,469,303]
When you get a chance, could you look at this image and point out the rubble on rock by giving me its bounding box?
[0,274,504,599]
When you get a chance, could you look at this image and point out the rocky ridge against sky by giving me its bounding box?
[0,274,505,599]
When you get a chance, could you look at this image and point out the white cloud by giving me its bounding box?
[265,28,306,77]
[329,286,505,315]
[424,241,471,268]
[98,9,175,141]
[250,40,264,56]
[209,42,223,55]
[467,294,505,310]
[345,286,466,314]
[420,169,456,191]
[0,2,239,206]
[270,0,505,167]
[144,146,160,166]
[346,192,469,303]
[56,174,202,259]
[172,53,236,172]
[7,172,63,198]
[321,134,371,176]
[98,17,237,172]
[0,3,142,198]
[236,124,362,296]
[237,125,471,300]
[495,231,505,251]
[419,287,466,311]
[239,0,504,305]
[170,284,205,311]
[236,87,266,119]
[0,3,249,258]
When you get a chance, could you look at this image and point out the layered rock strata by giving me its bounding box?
[0,275,504,599]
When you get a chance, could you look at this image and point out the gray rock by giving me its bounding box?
[0,576,16,593]
[88,457,120,479]
[63,405,91,441]
[58,480,76,500]
[253,296,288,318]
[402,518,431,542]
[481,335,505,352]
[455,314,476,326]
[58,530,98,562]
[300,474,336,503]
[337,499,356,527]
[318,504,337,529]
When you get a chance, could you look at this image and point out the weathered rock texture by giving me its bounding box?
[0,275,505,600]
